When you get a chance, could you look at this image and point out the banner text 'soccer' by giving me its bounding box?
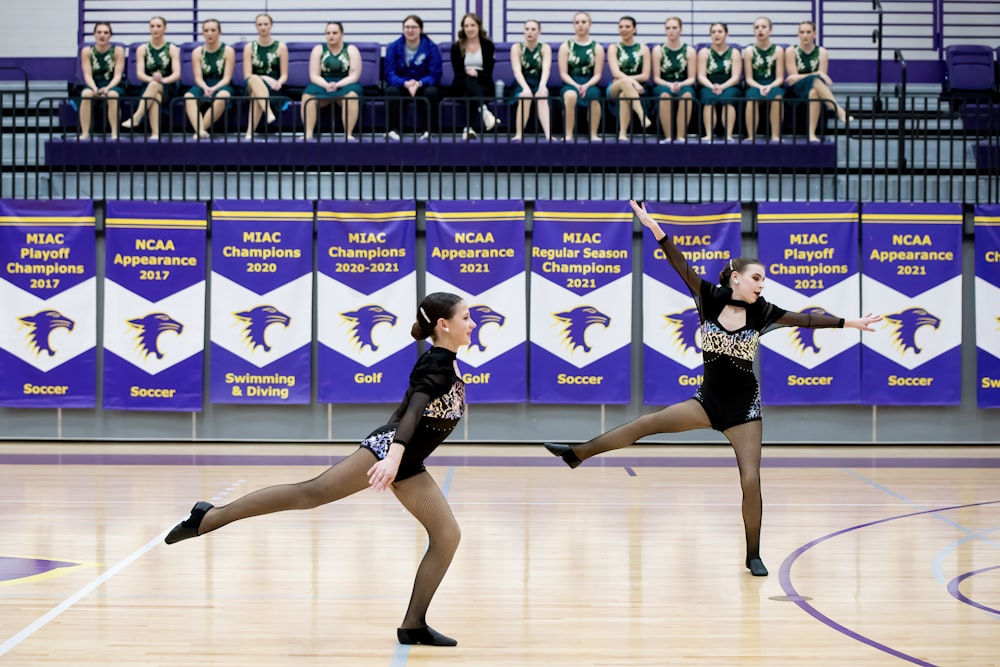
[974,205,1000,408]
[316,200,417,403]
[758,202,861,405]
[425,200,526,403]
[0,200,97,407]
[530,200,632,404]
[210,200,313,404]
[103,201,207,411]
[861,203,963,405]
[641,202,741,405]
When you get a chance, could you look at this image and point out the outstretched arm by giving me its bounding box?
[630,199,703,294]
[776,311,882,331]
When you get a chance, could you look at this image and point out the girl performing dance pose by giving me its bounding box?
[166,292,473,646]
[545,200,881,577]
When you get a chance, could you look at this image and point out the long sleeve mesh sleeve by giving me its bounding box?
[774,310,845,329]
[657,235,703,295]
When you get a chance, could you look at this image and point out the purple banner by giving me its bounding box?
[974,205,1000,408]
[758,202,861,405]
[641,202,741,405]
[209,200,313,404]
[316,200,416,403]
[530,200,632,404]
[425,200,526,403]
[103,201,207,411]
[0,200,96,407]
[861,203,963,405]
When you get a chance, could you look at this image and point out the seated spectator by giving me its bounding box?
[183,19,235,140]
[784,20,853,143]
[121,16,180,140]
[301,22,362,141]
[243,13,289,139]
[742,17,784,142]
[450,13,497,140]
[510,19,552,141]
[697,22,742,142]
[651,17,696,143]
[77,22,125,141]
[558,11,604,141]
[606,16,651,141]
[384,15,442,141]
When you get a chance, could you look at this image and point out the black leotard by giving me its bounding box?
[360,346,466,480]
[657,235,844,431]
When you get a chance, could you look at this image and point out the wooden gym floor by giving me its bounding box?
[0,442,997,666]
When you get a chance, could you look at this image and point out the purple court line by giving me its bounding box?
[1,453,999,468]
[779,499,1000,666]
[946,566,1000,616]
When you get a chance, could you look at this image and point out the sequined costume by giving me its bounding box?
[657,235,844,432]
[361,346,466,480]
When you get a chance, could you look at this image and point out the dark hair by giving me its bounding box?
[255,13,273,26]
[402,15,424,33]
[410,292,463,340]
[326,21,344,33]
[458,13,488,51]
[619,16,637,32]
[719,257,762,287]
[150,16,167,29]
[799,20,816,31]
[525,19,542,31]
[709,22,729,35]
[93,22,113,36]
[202,19,222,33]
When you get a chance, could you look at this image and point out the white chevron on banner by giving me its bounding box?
[975,277,1000,359]
[0,277,96,372]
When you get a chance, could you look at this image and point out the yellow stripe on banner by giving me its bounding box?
[648,213,742,224]
[105,218,207,228]
[758,213,857,223]
[424,211,525,221]
[974,216,1000,225]
[862,214,963,224]
[0,217,95,225]
[212,212,314,220]
[533,212,634,222]
[316,211,416,221]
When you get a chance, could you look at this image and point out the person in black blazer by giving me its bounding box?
[450,13,497,139]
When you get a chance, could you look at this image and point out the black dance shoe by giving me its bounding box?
[164,501,214,545]
[396,626,458,646]
[543,442,582,469]
[746,557,769,577]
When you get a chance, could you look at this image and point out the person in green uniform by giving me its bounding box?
[510,19,552,141]
[77,22,125,140]
[697,22,742,142]
[301,22,363,141]
[742,17,784,142]
[557,11,604,142]
[784,20,853,143]
[607,16,651,141]
[243,13,289,139]
[183,19,235,140]
[651,17,697,143]
[122,16,180,140]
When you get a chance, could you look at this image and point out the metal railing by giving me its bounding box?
[3,91,999,204]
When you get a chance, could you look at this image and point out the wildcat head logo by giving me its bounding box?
[789,306,832,354]
[884,307,940,355]
[469,304,506,352]
[18,310,75,357]
[235,305,291,352]
[663,307,701,353]
[341,305,397,352]
[554,305,610,353]
[127,313,183,360]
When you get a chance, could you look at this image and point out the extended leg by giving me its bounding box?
[724,420,767,576]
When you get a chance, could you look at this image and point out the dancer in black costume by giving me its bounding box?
[545,200,881,577]
[166,292,474,646]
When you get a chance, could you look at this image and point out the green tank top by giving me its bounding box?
[89,45,117,81]
[793,45,820,75]
[320,43,351,79]
[750,44,778,82]
[566,40,596,78]
[705,46,733,84]
[250,40,281,78]
[519,43,542,78]
[615,42,643,76]
[200,44,228,80]
[144,42,174,76]
[659,44,689,82]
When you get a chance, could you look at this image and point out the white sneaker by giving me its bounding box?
[462,127,477,140]
[419,131,430,141]
[480,106,497,131]
[386,130,401,141]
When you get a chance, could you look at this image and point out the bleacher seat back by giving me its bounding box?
[230,42,247,89]
[125,42,145,88]
[285,41,315,89]
[439,43,454,88]
[179,42,199,88]
[354,42,382,89]
[945,44,995,92]
[493,42,515,88]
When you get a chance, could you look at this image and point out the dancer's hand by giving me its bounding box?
[629,200,665,239]
[368,456,400,491]
[846,313,882,332]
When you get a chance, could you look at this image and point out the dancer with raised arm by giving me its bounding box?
[545,200,882,577]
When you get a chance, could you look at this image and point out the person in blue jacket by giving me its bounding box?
[383,14,442,140]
